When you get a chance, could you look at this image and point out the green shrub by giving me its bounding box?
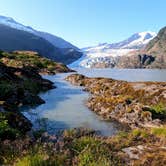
[0,113,20,140]
[0,81,14,99]
[33,61,45,69]
[151,103,166,114]
[150,103,166,119]
[23,80,40,94]
[33,129,45,140]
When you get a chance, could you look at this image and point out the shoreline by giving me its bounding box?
[23,72,124,137]
[66,73,166,129]
[1,71,166,165]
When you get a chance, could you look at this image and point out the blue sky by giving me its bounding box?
[0,0,165,48]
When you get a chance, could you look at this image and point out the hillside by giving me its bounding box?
[0,50,72,74]
[0,24,62,59]
[0,16,82,64]
[118,27,166,69]
[143,26,166,68]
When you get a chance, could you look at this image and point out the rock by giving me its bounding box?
[65,74,86,86]
[22,92,45,106]
[41,132,57,143]
[122,146,144,159]
[66,74,166,129]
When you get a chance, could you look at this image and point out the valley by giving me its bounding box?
[0,9,165,166]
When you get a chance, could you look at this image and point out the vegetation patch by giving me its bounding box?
[0,113,20,140]
[144,103,166,120]
[151,127,166,138]
[0,51,71,74]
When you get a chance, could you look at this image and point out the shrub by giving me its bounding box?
[33,61,45,69]
[149,103,166,119]
[23,80,40,94]
[151,103,166,114]
[0,81,14,99]
[0,113,20,140]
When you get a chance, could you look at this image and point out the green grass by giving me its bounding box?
[71,136,122,166]
[151,127,166,138]
[131,129,149,138]
[16,154,48,166]
[2,128,158,166]
[71,136,101,153]
[16,152,69,166]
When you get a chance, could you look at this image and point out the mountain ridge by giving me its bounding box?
[0,15,82,64]
[70,31,156,68]
[117,27,166,69]
[0,15,79,50]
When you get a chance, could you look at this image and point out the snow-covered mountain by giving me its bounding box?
[107,31,157,49]
[69,31,157,68]
[0,16,35,33]
[0,15,82,64]
[0,15,79,50]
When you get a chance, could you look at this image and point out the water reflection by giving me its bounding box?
[22,73,120,136]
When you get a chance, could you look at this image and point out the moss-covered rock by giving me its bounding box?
[66,74,166,129]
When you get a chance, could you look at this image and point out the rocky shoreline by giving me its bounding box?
[66,74,166,129]
[1,50,166,165]
[65,74,166,165]
[0,71,166,165]
[0,50,73,138]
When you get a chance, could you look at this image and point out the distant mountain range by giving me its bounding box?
[128,27,166,69]
[119,27,166,69]
[70,31,157,68]
[0,15,165,69]
[0,16,82,64]
[84,31,156,50]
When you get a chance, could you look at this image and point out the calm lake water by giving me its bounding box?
[75,68,166,82]
[22,69,166,136]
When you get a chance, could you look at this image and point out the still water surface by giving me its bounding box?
[75,68,166,82]
[23,69,166,136]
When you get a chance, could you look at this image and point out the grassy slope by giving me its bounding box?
[0,50,72,74]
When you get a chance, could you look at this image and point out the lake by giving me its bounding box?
[75,68,166,82]
[22,69,166,136]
